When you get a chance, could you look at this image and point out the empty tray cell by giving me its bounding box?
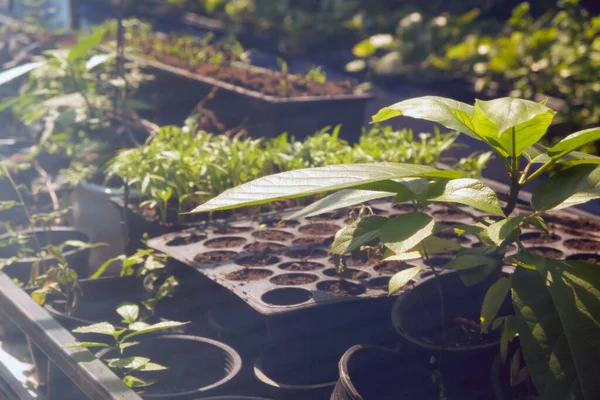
[520,232,561,244]
[194,250,239,264]
[270,273,319,286]
[544,214,600,232]
[566,253,600,263]
[298,223,341,236]
[528,247,564,259]
[212,226,253,234]
[252,230,295,241]
[432,207,469,221]
[279,261,325,271]
[165,233,207,246]
[226,268,274,281]
[262,288,313,306]
[334,254,379,268]
[285,248,328,260]
[292,236,334,247]
[261,219,300,228]
[374,261,411,275]
[564,238,600,252]
[205,236,247,248]
[317,280,366,297]
[369,276,391,291]
[244,242,286,254]
[236,254,281,267]
[323,268,371,280]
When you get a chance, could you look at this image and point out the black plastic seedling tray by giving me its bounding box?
[148,196,600,316]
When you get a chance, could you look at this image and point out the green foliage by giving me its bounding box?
[192,95,600,399]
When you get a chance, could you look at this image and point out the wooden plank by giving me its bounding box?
[0,272,142,400]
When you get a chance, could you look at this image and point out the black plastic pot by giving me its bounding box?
[97,334,242,399]
[391,270,512,398]
[0,227,91,282]
[330,344,437,400]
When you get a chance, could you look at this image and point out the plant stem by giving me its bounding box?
[522,159,555,186]
[503,128,521,216]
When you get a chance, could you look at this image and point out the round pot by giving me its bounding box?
[0,227,91,282]
[330,344,437,400]
[70,180,129,272]
[391,270,511,397]
[97,334,242,399]
[254,343,340,400]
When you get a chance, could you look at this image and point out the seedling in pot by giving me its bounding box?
[190,96,600,399]
[68,317,188,390]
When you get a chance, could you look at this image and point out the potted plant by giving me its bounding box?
[190,95,600,399]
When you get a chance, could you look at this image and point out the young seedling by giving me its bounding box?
[277,57,289,97]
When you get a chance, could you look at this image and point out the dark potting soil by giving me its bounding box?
[544,214,600,232]
[285,248,328,260]
[432,207,468,220]
[369,276,391,291]
[527,247,564,259]
[261,218,300,228]
[374,261,411,275]
[317,280,366,297]
[243,241,286,254]
[252,229,295,241]
[520,232,561,244]
[212,225,252,234]
[165,233,206,246]
[566,253,600,263]
[323,268,371,280]
[306,211,345,221]
[279,261,324,271]
[270,273,318,285]
[392,203,415,213]
[292,236,333,247]
[194,250,238,264]
[564,238,600,251]
[422,317,498,348]
[225,268,273,281]
[235,254,281,267]
[435,230,472,245]
[204,236,247,248]
[298,222,341,236]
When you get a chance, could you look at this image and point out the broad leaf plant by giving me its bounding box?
[191,96,600,399]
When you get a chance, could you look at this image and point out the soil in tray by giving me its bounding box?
[421,317,498,348]
[236,254,281,267]
[392,203,415,213]
[194,250,238,264]
[212,225,253,234]
[323,268,371,280]
[285,248,328,260]
[226,268,273,281]
[432,207,469,220]
[270,273,319,285]
[298,223,341,236]
[252,229,295,241]
[564,238,600,251]
[279,261,325,271]
[527,247,564,259]
[317,280,366,297]
[374,261,412,275]
[165,233,206,246]
[244,242,286,254]
[204,236,247,248]
[261,219,300,228]
[292,236,334,247]
[520,232,561,244]
[566,253,600,263]
[544,214,600,232]
[306,211,345,221]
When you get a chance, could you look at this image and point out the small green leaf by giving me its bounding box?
[116,302,139,324]
[427,179,505,216]
[548,127,600,160]
[380,213,435,254]
[330,216,388,255]
[65,342,111,349]
[480,277,511,333]
[389,266,423,295]
[68,28,107,61]
[122,321,188,341]
[91,255,126,279]
[384,236,461,261]
[108,356,150,370]
[289,189,394,220]
[523,215,549,237]
[128,322,150,331]
[487,216,525,246]
[352,39,377,57]
[119,342,139,352]
[31,289,47,306]
[137,362,167,372]
[73,322,116,336]
[123,375,156,388]
[191,163,462,213]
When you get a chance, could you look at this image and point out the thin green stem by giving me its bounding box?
[522,159,555,186]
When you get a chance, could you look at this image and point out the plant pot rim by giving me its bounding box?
[96,334,242,398]
[391,270,501,352]
[253,351,338,391]
[0,227,89,264]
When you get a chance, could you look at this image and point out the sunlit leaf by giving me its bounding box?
[73,322,116,336]
[487,216,525,246]
[389,266,423,295]
[548,127,600,160]
[122,321,188,341]
[480,277,511,333]
[531,164,600,211]
[380,213,435,254]
[331,216,388,255]
[427,178,505,216]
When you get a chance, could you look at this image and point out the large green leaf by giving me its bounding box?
[548,128,600,160]
[383,236,462,261]
[480,277,511,333]
[72,322,116,336]
[512,256,600,399]
[379,213,435,254]
[371,96,479,139]
[427,178,505,216]
[191,163,462,213]
[531,164,600,211]
[487,215,525,246]
[389,266,423,295]
[121,321,188,341]
[330,216,388,255]
[475,98,555,157]
[0,61,45,86]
